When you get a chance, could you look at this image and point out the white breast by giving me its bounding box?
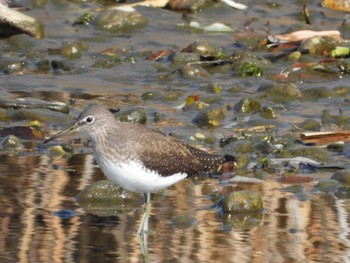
[98,159,188,193]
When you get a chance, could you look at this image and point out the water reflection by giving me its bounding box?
[0,153,350,262]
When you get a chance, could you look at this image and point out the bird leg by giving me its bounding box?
[137,192,151,235]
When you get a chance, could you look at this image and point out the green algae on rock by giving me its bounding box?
[192,106,225,128]
[75,180,143,215]
[233,97,261,114]
[222,190,263,213]
[114,107,147,124]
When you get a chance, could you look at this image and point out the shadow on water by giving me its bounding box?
[0,153,350,262]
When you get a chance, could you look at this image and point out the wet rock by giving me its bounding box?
[235,61,263,77]
[161,91,182,102]
[299,119,321,131]
[60,41,88,59]
[276,146,331,162]
[0,99,69,113]
[75,180,142,215]
[181,40,218,56]
[168,0,212,12]
[232,52,271,78]
[223,139,254,155]
[0,5,44,38]
[170,215,197,229]
[200,83,222,94]
[73,13,94,26]
[8,109,72,123]
[0,135,23,150]
[313,179,340,194]
[181,64,209,78]
[36,60,51,72]
[233,97,261,114]
[141,91,161,100]
[114,107,147,124]
[258,82,302,103]
[192,106,225,128]
[302,87,338,100]
[94,7,148,33]
[287,51,301,61]
[259,106,276,119]
[92,56,121,68]
[327,142,344,152]
[334,86,350,96]
[321,109,350,126]
[0,59,25,74]
[46,145,68,157]
[170,52,200,65]
[221,212,262,231]
[222,190,263,213]
[300,36,336,55]
[331,169,350,185]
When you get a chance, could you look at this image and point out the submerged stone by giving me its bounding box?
[94,8,148,33]
[114,108,147,124]
[221,212,262,231]
[75,180,142,215]
[259,106,276,119]
[0,99,69,113]
[192,106,225,128]
[258,82,301,103]
[171,52,201,65]
[233,97,261,114]
[331,169,350,185]
[168,0,212,12]
[222,190,263,213]
[0,135,23,150]
[60,41,87,59]
[170,215,197,229]
[299,119,321,131]
[313,179,340,194]
[223,139,254,155]
[181,64,209,78]
[276,146,331,162]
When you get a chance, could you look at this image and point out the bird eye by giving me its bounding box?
[85,116,94,124]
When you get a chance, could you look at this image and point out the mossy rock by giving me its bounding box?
[114,108,147,124]
[233,97,261,114]
[222,190,263,213]
[192,106,225,128]
[75,180,143,215]
[221,212,262,231]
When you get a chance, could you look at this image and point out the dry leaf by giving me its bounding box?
[275,30,341,42]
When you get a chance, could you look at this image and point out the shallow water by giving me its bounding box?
[1,154,350,262]
[2,0,350,262]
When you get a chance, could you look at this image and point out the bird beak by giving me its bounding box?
[43,122,80,144]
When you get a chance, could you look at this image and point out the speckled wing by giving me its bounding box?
[136,128,226,177]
